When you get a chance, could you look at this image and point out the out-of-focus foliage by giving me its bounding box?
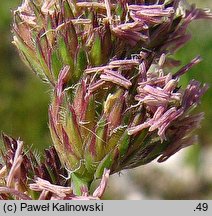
[0,0,212,199]
[0,0,50,151]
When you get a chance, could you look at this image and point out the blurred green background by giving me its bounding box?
[0,0,50,151]
[0,0,212,199]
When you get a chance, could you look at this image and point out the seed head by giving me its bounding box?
[7,0,212,196]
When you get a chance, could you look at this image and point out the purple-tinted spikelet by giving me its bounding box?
[0,0,211,199]
[0,134,109,199]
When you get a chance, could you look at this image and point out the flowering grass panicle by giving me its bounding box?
[0,0,211,199]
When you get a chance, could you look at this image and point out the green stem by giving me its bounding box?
[71,173,92,196]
